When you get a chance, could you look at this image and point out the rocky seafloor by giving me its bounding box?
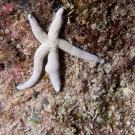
[0,0,135,134]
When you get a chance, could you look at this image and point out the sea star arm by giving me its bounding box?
[58,39,105,64]
[45,49,61,92]
[48,8,64,40]
[17,43,50,90]
[28,14,48,43]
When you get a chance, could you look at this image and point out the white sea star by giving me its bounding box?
[17,8,105,92]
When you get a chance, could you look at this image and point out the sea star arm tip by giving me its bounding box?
[28,14,32,18]
[99,59,105,64]
[55,7,64,17]
[16,85,24,91]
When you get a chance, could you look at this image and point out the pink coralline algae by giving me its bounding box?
[2,3,15,15]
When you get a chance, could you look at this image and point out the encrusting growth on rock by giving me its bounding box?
[16,7,104,92]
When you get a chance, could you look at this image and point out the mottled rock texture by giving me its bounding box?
[0,0,134,134]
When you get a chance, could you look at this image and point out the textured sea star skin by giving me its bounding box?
[17,8,104,92]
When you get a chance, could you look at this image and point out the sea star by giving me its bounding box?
[17,8,104,92]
